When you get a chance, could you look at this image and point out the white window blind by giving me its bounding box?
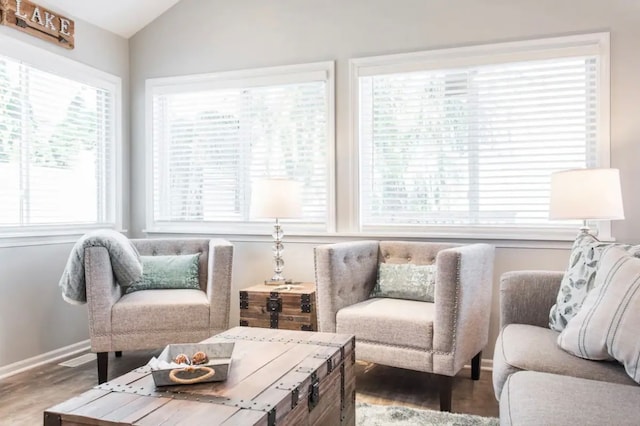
[149,63,333,232]
[355,35,608,238]
[0,53,116,231]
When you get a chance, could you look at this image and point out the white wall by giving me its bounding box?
[0,20,129,368]
[128,0,640,360]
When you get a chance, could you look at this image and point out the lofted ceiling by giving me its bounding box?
[37,0,182,38]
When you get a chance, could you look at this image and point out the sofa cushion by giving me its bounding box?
[336,298,434,350]
[549,233,640,332]
[371,263,436,302]
[493,324,634,399]
[559,246,640,383]
[500,371,640,426]
[112,289,209,333]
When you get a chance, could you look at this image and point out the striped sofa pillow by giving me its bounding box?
[558,245,640,384]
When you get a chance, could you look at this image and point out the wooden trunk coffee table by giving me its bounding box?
[44,327,356,425]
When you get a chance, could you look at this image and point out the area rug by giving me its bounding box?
[356,403,499,426]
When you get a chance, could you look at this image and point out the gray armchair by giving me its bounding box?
[314,241,495,411]
[85,238,233,383]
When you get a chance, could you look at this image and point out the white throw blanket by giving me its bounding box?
[59,230,143,305]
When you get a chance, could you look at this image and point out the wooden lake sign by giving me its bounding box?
[0,0,75,49]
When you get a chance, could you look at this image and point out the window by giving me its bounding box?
[352,33,610,239]
[0,37,121,237]
[147,62,334,233]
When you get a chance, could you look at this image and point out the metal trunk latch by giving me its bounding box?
[267,408,276,426]
[267,293,282,329]
[300,294,312,313]
[291,386,300,408]
[340,363,346,412]
[308,372,320,411]
[239,291,248,309]
[266,293,282,312]
[270,312,279,328]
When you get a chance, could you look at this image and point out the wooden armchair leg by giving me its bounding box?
[97,352,108,384]
[471,351,482,381]
[438,375,453,412]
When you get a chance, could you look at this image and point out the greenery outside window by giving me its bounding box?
[351,33,610,240]
[0,36,121,240]
[146,62,335,234]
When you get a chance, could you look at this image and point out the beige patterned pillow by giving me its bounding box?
[558,246,640,383]
[549,233,640,332]
[371,263,436,302]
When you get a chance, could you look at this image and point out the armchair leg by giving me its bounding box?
[115,351,122,358]
[97,352,108,384]
[471,351,482,381]
[438,375,453,412]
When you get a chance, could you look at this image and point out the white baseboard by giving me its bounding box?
[481,358,493,371]
[0,339,90,381]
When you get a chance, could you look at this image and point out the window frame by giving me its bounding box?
[0,33,123,243]
[145,61,336,235]
[349,32,611,241]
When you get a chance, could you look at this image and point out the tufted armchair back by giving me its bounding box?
[314,240,461,333]
[314,241,377,332]
[379,241,459,265]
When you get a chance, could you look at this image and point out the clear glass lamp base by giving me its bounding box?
[264,219,293,285]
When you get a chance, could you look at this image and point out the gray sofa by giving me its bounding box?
[493,271,640,426]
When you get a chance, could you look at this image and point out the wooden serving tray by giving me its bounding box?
[151,342,234,387]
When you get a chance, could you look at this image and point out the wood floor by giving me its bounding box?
[0,350,499,425]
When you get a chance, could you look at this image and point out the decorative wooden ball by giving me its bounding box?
[174,353,191,365]
[191,351,209,365]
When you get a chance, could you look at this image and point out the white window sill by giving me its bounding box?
[143,228,578,250]
[0,225,126,248]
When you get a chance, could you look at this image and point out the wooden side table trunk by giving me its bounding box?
[44,327,356,425]
[240,282,318,331]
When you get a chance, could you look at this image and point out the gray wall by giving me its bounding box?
[129,0,640,359]
[0,20,129,368]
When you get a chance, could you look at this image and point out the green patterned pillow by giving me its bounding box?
[125,254,200,294]
[371,263,436,302]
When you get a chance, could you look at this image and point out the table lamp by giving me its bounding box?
[250,178,302,285]
[549,168,625,235]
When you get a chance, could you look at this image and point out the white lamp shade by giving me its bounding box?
[250,178,303,219]
[549,168,625,220]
